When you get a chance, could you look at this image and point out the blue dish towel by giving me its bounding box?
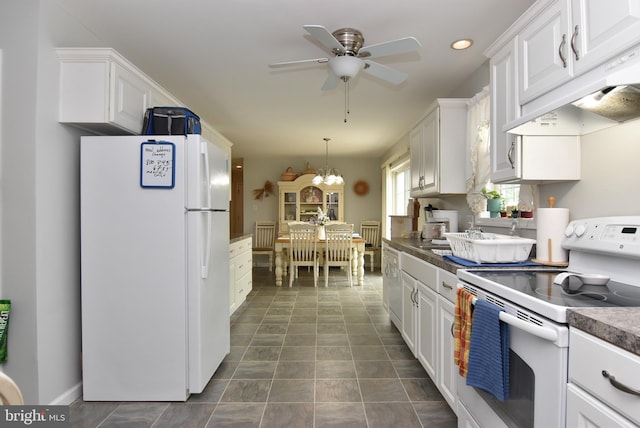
[444,254,540,267]
[466,300,510,401]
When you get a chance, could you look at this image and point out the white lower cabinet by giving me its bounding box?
[400,253,438,379]
[400,272,437,379]
[436,271,458,413]
[401,272,418,353]
[457,399,481,428]
[417,282,438,380]
[568,328,640,427]
[399,252,458,415]
[567,384,638,428]
[229,237,252,315]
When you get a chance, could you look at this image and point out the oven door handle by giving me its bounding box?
[497,311,558,342]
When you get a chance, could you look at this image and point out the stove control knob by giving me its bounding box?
[575,224,587,237]
[564,224,575,237]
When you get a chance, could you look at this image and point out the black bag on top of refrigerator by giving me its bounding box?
[142,107,201,135]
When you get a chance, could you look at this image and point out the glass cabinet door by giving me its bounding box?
[325,192,339,220]
[299,186,322,222]
[284,192,297,221]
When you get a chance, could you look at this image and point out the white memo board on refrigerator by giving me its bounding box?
[140,141,175,188]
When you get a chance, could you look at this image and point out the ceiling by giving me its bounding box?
[52,0,535,159]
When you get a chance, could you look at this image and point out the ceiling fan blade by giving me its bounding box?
[359,37,422,59]
[303,25,346,54]
[321,72,339,91]
[363,60,408,85]
[269,58,329,68]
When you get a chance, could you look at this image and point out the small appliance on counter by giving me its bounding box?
[421,218,448,240]
[432,210,458,233]
[390,215,413,238]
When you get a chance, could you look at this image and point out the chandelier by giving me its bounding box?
[313,138,343,185]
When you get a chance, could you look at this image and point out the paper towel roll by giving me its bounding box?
[536,208,570,264]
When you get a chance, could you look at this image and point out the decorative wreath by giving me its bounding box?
[253,180,274,200]
[353,180,369,196]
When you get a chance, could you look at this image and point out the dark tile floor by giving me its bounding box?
[69,267,457,427]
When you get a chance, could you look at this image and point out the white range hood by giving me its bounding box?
[508,47,640,136]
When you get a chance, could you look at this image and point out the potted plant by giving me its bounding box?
[482,187,503,218]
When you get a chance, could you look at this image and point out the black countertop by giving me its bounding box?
[385,237,640,357]
[230,233,252,244]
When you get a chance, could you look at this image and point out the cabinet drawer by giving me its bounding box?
[230,238,251,258]
[236,271,252,302]
[235,251,252,279]
[438,269,458,304]
[567,384,638,428]
[401,253,438,292]
[569,329,640,425]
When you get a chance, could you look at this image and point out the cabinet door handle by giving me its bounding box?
[450,322,455,338]
[602,370,640,396]
[558,34,568,68]
[508,140,516,169]
[570,25,580,61]
[441,281,454,290]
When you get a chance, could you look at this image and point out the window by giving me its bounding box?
[391,159,410,215]
[492,183,520,214]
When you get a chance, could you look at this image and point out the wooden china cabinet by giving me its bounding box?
[277,174,344,234]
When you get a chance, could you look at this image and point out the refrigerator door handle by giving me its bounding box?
[201,141,212,209]
[201,210,212,279]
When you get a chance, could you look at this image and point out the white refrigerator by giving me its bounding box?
[80,134,230,401]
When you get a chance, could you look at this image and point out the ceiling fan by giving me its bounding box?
[269,25,422,90]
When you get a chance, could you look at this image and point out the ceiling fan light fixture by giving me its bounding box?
[328,55,364,80]
[451,38,473,50]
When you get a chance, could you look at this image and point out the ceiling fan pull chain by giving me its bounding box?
[344,80,350,123]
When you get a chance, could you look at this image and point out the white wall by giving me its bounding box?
[540,119,640,220]
[0,0,88,404]
[1,0,40,402]
[243,156,382,235]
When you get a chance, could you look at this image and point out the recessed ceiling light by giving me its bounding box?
[451,39,473,50]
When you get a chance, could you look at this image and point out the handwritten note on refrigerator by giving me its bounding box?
[140,141,175,188]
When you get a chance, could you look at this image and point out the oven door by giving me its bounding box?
[456,282,569,428]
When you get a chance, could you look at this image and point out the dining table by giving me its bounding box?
[274,235,367,286]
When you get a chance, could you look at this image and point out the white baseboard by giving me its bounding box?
[49,381,82,405]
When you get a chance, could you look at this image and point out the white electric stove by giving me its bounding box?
[456,216,640,428]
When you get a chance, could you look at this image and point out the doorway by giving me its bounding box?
[230,158,244,236]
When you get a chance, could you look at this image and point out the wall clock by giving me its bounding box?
[353,180,369,196]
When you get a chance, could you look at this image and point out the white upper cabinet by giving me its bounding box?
[56,48,233,156]
[490,39,522,182]
[571,0,640,76]
[58,48,156,134]
[519,0,572,104]
[409,123,425,195]
[410,99,468,197]
[519,0,640,104]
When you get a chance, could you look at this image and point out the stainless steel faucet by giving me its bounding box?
[510,217,519,236]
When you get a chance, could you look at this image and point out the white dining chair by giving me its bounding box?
[288,223,319,287]
[360,220,381,272]
[252,221,276,271]
[323,223,354,287]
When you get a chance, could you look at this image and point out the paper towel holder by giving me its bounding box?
[531,197,570,267]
